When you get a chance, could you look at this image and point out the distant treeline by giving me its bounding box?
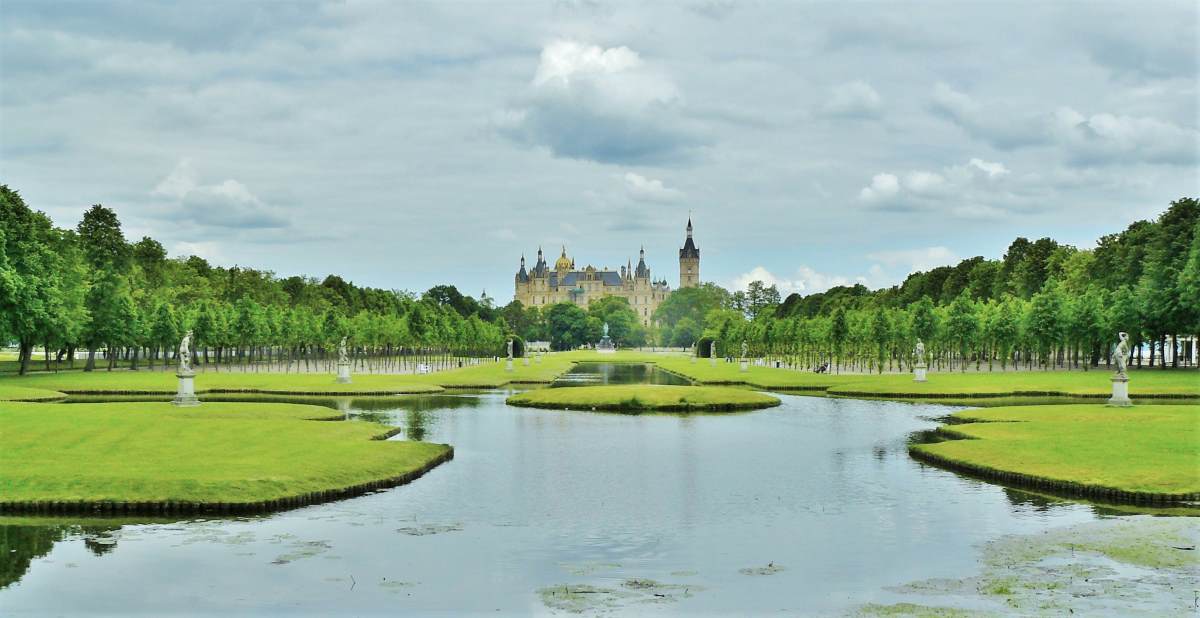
[694,198,1198,372]
[1,186,509,375]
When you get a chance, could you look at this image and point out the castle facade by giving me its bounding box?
[514,219,701,326]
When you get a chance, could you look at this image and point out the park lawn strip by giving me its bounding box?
[507,384,780,412]
[911,404,1200,500]
[0,371,443,395]
[0,383,66,402]
[826,369,1199,399]
[0,401,451,506]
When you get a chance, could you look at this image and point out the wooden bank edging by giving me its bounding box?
[908,444,1198,505]
[0,445,454,517]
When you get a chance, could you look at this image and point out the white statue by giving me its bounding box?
[914,339,926,364]
[602,322,610,338]
[338,337,349,364]
[741,340,748,358]
[506,338,514,360]
[1113,332,1130,378]
[710,340,717,357]
[178,330,193,373]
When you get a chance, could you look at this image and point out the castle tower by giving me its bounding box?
[679,217,700,288]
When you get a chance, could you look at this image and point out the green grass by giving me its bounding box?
[506,384,780,412]
[0,355,581,394]
[0,401,451,504]
[0,370,448,395]
[826,369,1199,398]
[911,404,1200,498]
[0,383,66,402]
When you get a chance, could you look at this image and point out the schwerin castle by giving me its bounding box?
[515,219,700,326]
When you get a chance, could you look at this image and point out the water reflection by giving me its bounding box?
[552,362,692,387]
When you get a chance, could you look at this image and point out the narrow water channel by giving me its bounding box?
[0,376,1187,614]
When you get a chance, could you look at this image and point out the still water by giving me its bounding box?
[552,362,692,387]
[0,387,1141,614]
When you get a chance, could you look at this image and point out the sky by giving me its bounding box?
[2,1,1197,303]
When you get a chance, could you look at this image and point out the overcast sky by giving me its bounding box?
[2,1,1196,302]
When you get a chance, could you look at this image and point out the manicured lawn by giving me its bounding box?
[0,401,451,505]
[912,404,1200,498]
[507,384,780,412]
[0,370,447,395]
[0,384,66,402]
[0,356,581,394]
[826,369,1199,398]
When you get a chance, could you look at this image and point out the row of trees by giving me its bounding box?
[667,199,1198,372]
[1,186,510,375]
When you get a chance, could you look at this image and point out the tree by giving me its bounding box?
[945,293,980,371]
[586,296,645,347]
[745,280,781,319]
[543,303,594,350]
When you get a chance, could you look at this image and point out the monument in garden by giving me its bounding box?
[597,322,616,354]
[172,330,200,406]
[1107,332,1132,407]
[336,337,352,384]
[505,338,514,372]
[913,339,928,383]
[740,340,749,372]
[710,340,717,366]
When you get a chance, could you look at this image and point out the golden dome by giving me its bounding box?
[555,246,572,271]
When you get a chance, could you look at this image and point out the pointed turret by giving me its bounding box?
[635,246,650,279]
[679,217,700,288]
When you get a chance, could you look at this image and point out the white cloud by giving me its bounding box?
[822,80,882,117]
[931,84,1198,165]
[151,159,288,229]
[857,158,1013,215]
[858,173,899,202]
[533,40,643,86]
[866,246,959,272]
[496,39,705,164]
[623,172,684,203]
[731,265,864,295]
[1050,106,1198,165]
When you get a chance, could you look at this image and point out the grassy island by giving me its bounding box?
[911,404,1200,502]
[506,384,781,413]
[0,401,452,514]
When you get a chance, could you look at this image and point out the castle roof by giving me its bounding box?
[679,217,699,259]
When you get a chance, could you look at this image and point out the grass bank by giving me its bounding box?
[0,383,67,402]
[911,404,1200,502]
[0,401,452,514]
[0,355,580,395]
[506,384,781,413]
[826,369,1199,399]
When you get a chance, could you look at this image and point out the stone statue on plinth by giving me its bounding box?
[1108,331,1132,406]
[173,330,199,406]
[336,336,352,384]
[709,340,717,366]
[505,338,514,372]
[913,338,928,383]
[739,340,749,372]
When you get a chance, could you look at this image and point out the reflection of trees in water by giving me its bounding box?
[0,523,121,589]
[406,409,428,441]
[1,526,66,589]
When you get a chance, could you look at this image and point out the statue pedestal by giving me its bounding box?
[336,361,352,384]
[1107,376,1132,407]
[739,360,749,373]
[523,357,530,366]
[913,363,927,383]
[710,357,717,367]
[505,359,513,372]
[173,370,200,407]
[691,356,697,364]
[535,354,542,364]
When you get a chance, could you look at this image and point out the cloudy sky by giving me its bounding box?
[2,1,1196,301]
